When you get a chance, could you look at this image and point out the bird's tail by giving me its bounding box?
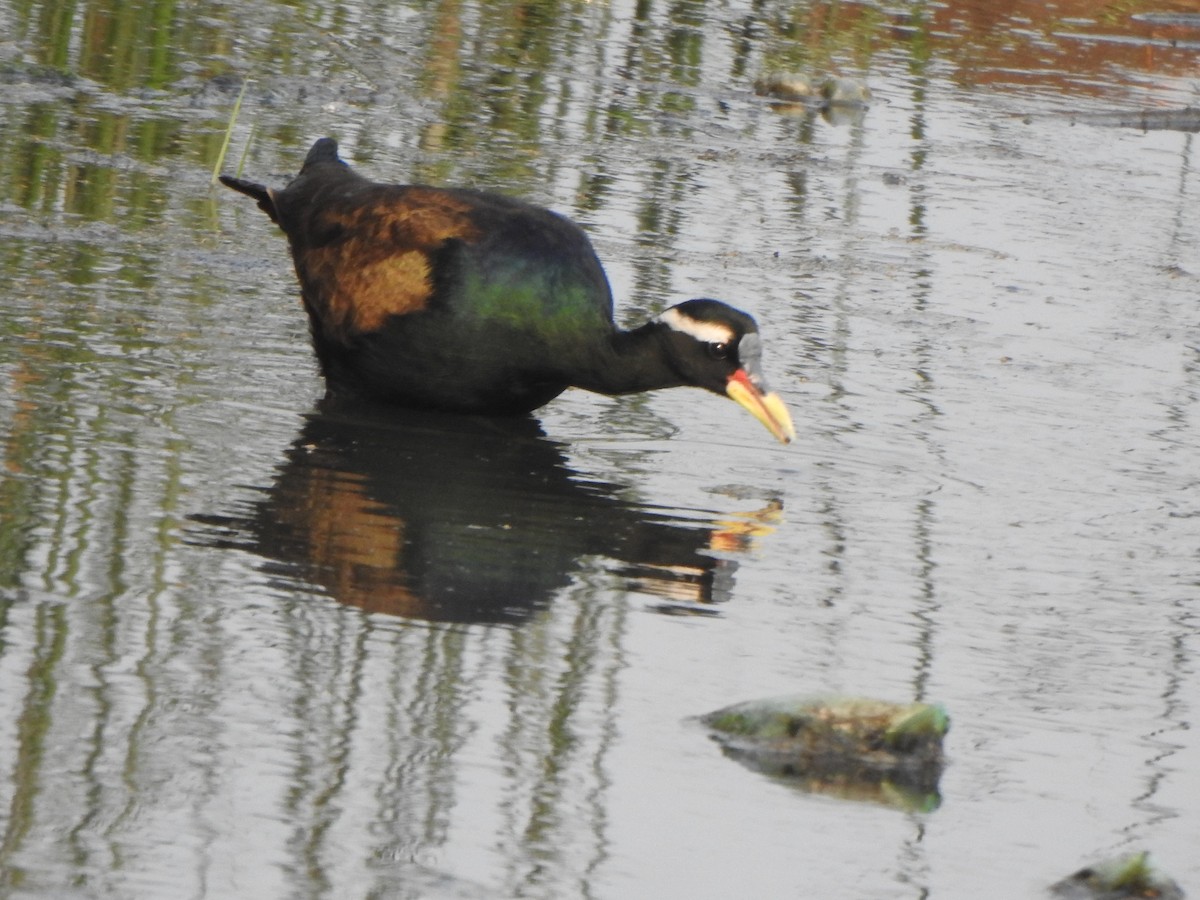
[218,175,278,223]
[218,139,342,222]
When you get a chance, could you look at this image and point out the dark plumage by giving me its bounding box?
[219,138,795,442]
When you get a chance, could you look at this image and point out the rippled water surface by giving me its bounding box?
[1,1,1198,897]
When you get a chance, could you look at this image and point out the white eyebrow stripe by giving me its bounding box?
[657,307,734,344]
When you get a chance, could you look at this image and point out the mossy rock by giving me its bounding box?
[1051,851,1184,900]
[754,73,818,103]
[820,76,872,106]
[753,74,871,107]
[698,695,948,808]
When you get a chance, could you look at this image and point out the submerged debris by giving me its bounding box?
[697,695,948,811]
[820,76,872,107]
[754,73,818,102]
[754,74,871,109]
[1051,851,1185,900]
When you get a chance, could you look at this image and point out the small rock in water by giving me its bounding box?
[753,73,871,126]
[697,695,948,811]
[1051,851,1184,900]
[753,73,817,102]
[820,76,872,106]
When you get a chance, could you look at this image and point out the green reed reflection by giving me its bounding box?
[13,2,1193,897]
[0,0,899,227]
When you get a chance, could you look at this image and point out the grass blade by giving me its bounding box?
[211,78,250,185]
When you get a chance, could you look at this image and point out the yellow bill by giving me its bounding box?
[726,371,796,444]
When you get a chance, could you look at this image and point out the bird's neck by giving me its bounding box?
[571,322,685,396]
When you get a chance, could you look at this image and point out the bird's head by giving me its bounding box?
[656,299,796,444]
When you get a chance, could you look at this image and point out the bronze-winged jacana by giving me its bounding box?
[219,138,795,443]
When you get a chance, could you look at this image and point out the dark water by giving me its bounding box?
[1,1,1198,897]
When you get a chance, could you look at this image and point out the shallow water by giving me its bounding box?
[1,0,1198,897]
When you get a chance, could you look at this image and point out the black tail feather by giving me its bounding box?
[218,138,343,222]
[218,175,278,223]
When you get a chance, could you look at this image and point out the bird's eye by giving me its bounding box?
[707,341,730,360]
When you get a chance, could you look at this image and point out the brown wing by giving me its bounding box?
[283,186,481,338]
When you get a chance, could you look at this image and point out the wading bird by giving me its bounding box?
[220,138,794,443]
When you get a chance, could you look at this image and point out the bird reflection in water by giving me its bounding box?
[192,399,782,625]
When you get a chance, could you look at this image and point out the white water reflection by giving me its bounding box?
[0,1,1198,898]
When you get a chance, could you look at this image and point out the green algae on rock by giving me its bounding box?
[1051,851,1185,900]
[753,73,818,103]
[753,74,871,107]
[698,696,948,810]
